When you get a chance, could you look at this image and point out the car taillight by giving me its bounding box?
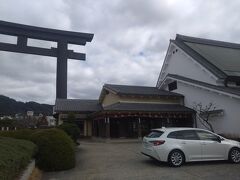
[150,140,165,146]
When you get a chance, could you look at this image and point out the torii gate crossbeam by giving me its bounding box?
[0,20,94,99]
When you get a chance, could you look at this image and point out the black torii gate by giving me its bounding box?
[0,20,93,99]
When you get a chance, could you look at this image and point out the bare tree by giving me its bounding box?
[193,102,216,132]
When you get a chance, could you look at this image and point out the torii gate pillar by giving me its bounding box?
[57,41,68,99]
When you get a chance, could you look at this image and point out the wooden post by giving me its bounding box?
[84,119,87,136]
[193,113,197,128]
[106,117,110,138]
[138,117,142,139]
[86,119,89,136]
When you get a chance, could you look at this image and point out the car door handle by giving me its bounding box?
[201,143,206,145]
[181,142,186,144]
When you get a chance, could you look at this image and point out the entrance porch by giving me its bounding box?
[92,111,195,138]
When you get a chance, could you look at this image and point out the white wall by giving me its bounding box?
[172,81,240,135]
[158,44,218,87]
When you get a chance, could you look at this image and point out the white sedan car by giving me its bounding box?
[141,127,240,167]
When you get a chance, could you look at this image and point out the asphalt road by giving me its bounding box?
[43,141,240,180]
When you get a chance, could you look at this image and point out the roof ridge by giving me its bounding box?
[103,83,183,97]
[104,83,156,88]
[176,34,240,49]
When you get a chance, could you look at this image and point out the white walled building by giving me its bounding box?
[157,34,240,135]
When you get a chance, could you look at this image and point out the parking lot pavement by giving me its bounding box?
[43,141,240,180]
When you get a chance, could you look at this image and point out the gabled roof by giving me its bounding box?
[104,102,194,113]
[103,84,183,97]
[99,83,183,103]
[166,74,240,97]
[173,34,240,78]
[55,99,102,112]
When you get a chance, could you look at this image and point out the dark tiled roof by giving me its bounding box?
[104,102,195,113]
[104,84,183,97]
[55,99,102,112]
[167,74,240,97]
[174,34,240,78]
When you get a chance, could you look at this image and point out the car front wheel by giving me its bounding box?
[229,148,240,163]
[168,150,184,167]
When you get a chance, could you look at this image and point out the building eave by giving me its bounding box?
[164,74,240,99]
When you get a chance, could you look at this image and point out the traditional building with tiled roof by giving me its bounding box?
[54,34,240,138]
[55,84,195,138]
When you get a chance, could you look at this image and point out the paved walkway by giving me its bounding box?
[43,141,240,180]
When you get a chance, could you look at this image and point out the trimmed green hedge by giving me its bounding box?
[0,128,76,171]
[0,137,37,180]
[58,123,80,143]
[31,129,75,171]
[0,129,35,141]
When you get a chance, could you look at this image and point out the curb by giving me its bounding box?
[20,159,35,180]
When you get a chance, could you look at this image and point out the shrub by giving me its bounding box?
[66,112,76,123]
[0,137,37,180]
[0,129,35,141]
[58,123,80,143]
[30,128,75,171]
[0,128,76,171]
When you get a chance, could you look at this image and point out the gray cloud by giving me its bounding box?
[0,0,240,104]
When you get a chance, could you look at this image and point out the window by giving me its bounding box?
[147,130,164,138]
[168,81,177,91]
[182,130,199,140]
[196,130,219,141]
[167,131,182,139]
[167,130,199,140]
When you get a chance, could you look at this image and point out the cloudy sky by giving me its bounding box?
[0,0,240,105]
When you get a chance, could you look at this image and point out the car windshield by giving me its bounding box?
[146,130,164,138]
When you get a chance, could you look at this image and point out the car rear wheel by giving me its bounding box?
[168,150,184,167]
[229,148,240,163]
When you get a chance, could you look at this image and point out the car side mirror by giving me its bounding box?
[215,136,222,143]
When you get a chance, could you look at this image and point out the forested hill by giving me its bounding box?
[0,95,53,116]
